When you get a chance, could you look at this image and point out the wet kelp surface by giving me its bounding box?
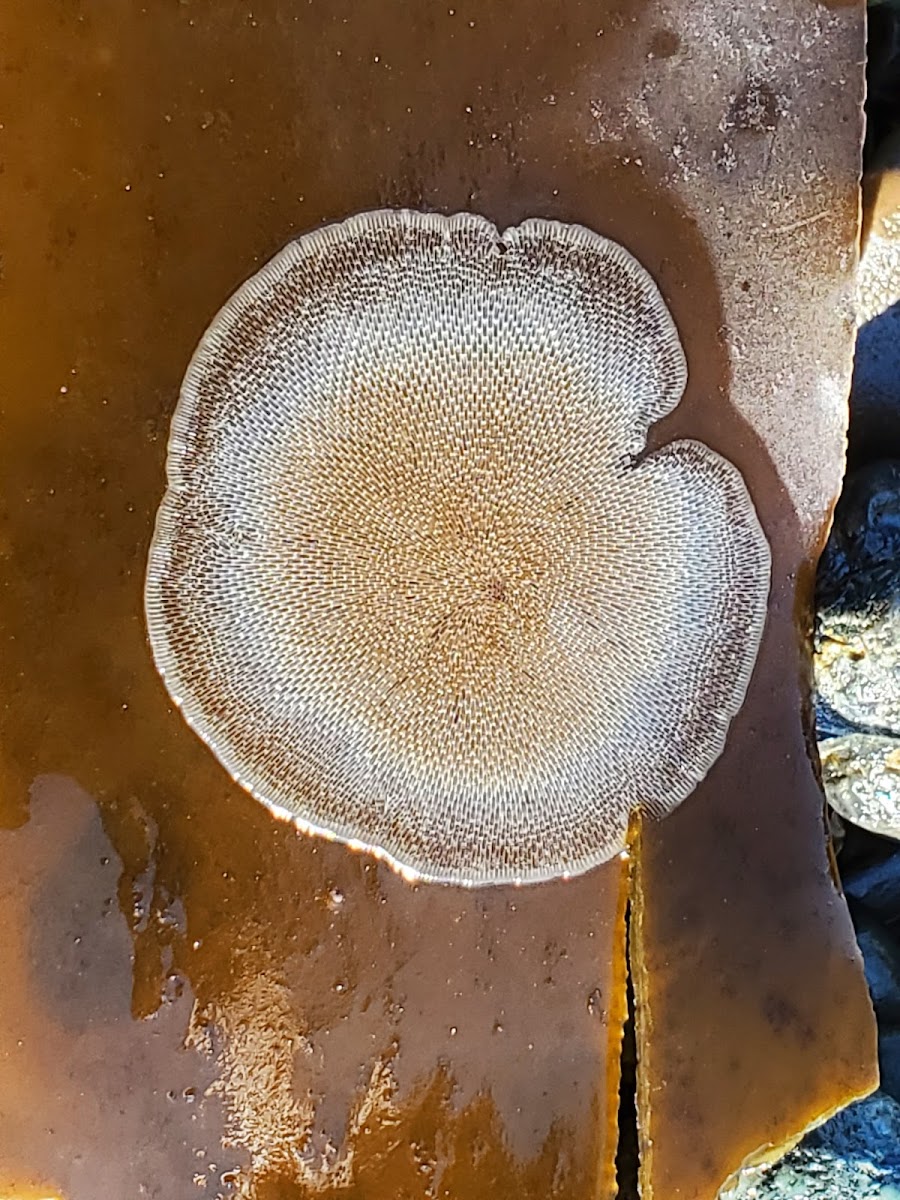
[0,2,875,1199]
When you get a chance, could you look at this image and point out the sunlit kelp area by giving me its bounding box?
[0,2,875,1198]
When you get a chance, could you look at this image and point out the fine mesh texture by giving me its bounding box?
[145,209,771,886]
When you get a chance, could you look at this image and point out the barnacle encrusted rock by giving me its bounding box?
[145,209,770,885]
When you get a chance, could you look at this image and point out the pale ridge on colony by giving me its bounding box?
[145,208,771,886]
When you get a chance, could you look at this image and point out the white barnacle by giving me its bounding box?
[145,209,770,886]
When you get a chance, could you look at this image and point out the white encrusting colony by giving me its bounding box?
[145,209,770,885]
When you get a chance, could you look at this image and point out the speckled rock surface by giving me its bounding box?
[816,462,900,738]
[816,462,900,837]
[724,1092,900,1200]
[821,736,900,839]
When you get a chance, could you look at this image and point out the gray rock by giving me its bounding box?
[724,1091,900,1199]
[815,462,900,839]
[820,735,900,840]
[815,461,900,739]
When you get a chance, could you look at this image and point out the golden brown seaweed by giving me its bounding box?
[0,0,874,1197]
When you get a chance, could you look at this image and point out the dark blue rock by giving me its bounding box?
[850,903,900,1024]
[844,851,900,926]
[881,1028,900,1108]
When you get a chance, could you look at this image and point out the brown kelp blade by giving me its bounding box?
[628,2,877,1196]
[0,0,873,1197]
[0,776,629,1199]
